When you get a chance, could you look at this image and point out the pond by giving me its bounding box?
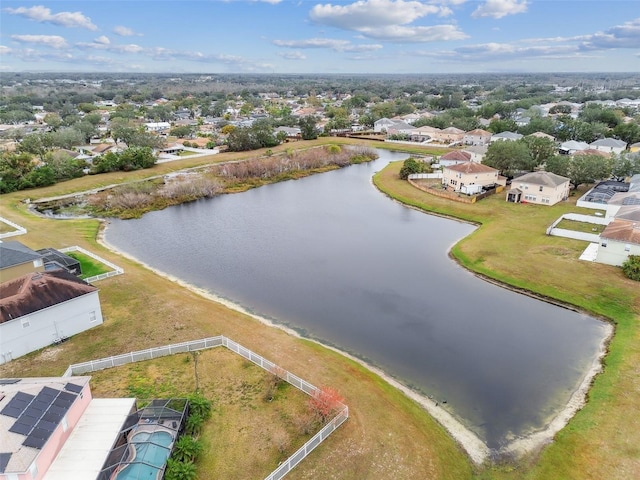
[105,148,609,453]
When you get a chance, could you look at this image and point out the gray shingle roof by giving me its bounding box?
[514,171,570,187]
[0,242,42,270]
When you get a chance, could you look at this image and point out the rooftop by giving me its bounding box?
[445,162,498,174]
[513,171,570,188]
[0,270,96,324]
[0,241,42,270]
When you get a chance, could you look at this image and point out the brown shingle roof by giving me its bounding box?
[600,218,640,245]
[440,150,472,161]
[0,270,97,324]
[446,162,498,174]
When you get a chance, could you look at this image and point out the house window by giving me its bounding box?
[29,463,38,478]
[62,416,68,432]
[539,186,544,192]
[34,259,43,268]
[21,318,30,328]
[89,311,97,323]
[625,244,631,252]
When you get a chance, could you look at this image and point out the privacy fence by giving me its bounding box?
[63,336,348,480]
[546,213,610,243]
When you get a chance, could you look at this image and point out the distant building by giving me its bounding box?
[506,171,570,206]
[0,241,44,283]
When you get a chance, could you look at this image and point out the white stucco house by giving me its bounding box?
[595,206,640,266]
[442,162,501,194]
[0,270,104,365]
[490,131,523,143]
[589,138,627,155]
[506,171,571,206]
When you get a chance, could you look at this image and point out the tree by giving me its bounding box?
[299,116,318,140]
[0,152,35,193]
[170,125,195,138]
[522,136,557,167]
[399,157,426,179]
[613,121,640,145]
[44,150,87,180]
[611,152,640,180]
[482,140,533,177]
[18,134,46,159]
[43,112,62,130]
[545,155,571,178]
[488,118,518,134]
[622,255,640,282]
[568,154,612,189]
[308,386,344,422]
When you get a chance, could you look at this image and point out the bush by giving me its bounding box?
[622,255,640,281]
[399,157,426,179]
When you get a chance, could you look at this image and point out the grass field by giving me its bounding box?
[2,140,638,479]
[66,251,111,279]
[556,218,606,234]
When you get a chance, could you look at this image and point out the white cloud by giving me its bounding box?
[310,0,449,30]
[76,41,144,54]
[579,18,640,50]
[4,5,97,30]
[95,36,110,45]
[471,0,528,19]
[273,38,383,52]
[358,24,467,42]
[0,45,12,55]
[277,51,307,60]
[113,25,142,37]
[11,34,68,49]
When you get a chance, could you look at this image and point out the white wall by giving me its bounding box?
[595,240,640,266]
[0,292,103,364]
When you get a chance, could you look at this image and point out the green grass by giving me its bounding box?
[374,160,640,480]
[66,251,111,279]
[556,219,606,234]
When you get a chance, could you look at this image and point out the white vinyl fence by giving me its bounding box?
[63,336,348,480]
[0,217,27,239]
[59,245,124,283]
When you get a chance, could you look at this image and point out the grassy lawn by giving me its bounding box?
[374,160,640,480]
[0,221,17,234]
[177,150,198,156]
[556,219,606,234]
[66,251,112,279]
[89,348,314,478]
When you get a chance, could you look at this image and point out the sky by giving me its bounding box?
[1,0,639,74]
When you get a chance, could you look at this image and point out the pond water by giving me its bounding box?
[105,148,608,451]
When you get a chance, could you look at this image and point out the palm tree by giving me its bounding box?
[172,435,203,463]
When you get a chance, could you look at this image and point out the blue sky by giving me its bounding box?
[1,1,639,74]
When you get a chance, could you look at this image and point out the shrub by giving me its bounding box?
[308,386,344,423]
[399,157,426,179]
[622,255,640,281]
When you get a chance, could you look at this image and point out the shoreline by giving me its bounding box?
[97,218,612,465]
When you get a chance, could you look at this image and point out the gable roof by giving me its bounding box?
[465,129,491,137]
[514,171,570,187]
[573,148,611,158]
[0,242,42,270]
[445,162,497,174]
[600,217,640,245]
[0,270,97,324]
[492,131,523,140]
[440,150,472,161]
[590,138,627,149]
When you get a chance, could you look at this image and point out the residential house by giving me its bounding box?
[559,140,590,155]
[589,138,627,155]
[528,131,556,141]
[435,127,465,144]
[506,171,570,206]
[462,145,488,163]
[491,131,523,143]
[373,118,397,133]
[386,121,415,135]
[442,162,501,194]
[573,148,611,159]
[408,125,440,142]
[463,129,492,146]
[0,241,44,283]
[596,206,640,266]
[438,150,472,167]
[144,122,171,132]
[0,270,103,364]
[274,126,302,140]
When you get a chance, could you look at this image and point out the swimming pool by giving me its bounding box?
[115,430,173,480]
